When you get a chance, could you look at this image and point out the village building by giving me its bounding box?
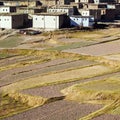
[70,2,84,9]
[116,0,120,3]
[0,6,16,13]
[115,4,120,17]
[70,15,94,27]
[47,6,75,15]
[2,0,41,7]
[93,0,116,4]
[33,13,69,30]
[37,0,74,6]
[100,8,116,21]
[16,6,47,14]
[39,0,58,6]
[0,13,28,29]
[0,2,3,6]
[75,0,94,3]
[86,3,107,9]
[78,9,101,21]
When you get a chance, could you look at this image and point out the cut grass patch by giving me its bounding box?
[0,93,30,119]
[1,65,115,93]
[110,106,120,115]
[61,77,120,119]
[0,49,82,72]
[47,41,93,51]
[0,35,22,48]
[61,77,120,103]
[0,53,11,59]
[0,92,47,119]
[104,54,120,61]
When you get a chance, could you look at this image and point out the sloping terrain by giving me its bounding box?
[0,28,120,120]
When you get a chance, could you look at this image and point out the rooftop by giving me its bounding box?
[0,13,28,16]
[70,15,94,18]
[33,12,67,16]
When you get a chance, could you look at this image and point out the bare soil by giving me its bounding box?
[2,100,102,120]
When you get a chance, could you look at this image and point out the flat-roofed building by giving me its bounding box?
[75,0,94,3]
[94,0,116,4]
[70,15,94,27]
[100,8,116,21]
[47,6,74,15]
[16,6,47,14]
[87,3,107,9]
[0,2,3,6]
[0,13,28,29]
[79,9,101,21]
[2,0,41,7]
[33,12,69,30]
[0,6,16,13]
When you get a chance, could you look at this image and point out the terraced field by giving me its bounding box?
[0,28,120,120]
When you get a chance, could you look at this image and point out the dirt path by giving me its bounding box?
[3,100,102,120]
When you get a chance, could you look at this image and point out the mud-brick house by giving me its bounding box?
[0,13,28,29]
[16,6,47,14]
[33,13,69,30]
[100,8,116,21]
[0,2,3,6]
[70,2,84,9]
[79,9,101,21]
[75,0,94,3]
[40,0,73,6]
[3,0,41,7]
[0,6,16,13]
[94,0,116,4]
[39,0,58,6]
[70,15,94,28]
[87,3,107,9]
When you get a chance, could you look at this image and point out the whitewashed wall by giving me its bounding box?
[0,7,10,13]
[33,15,60,30]
[0,16,12,29]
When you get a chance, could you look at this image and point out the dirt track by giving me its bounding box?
[3,100,102,120]
[63,40,120,56]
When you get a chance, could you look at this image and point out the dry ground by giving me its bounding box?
[3,100,102,120]
[0,27,120,120]
[63,40,120,56]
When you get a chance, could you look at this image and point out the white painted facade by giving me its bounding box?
[0,16,12,28]
[0,6,16,13]
[107,4,116,9]
[75,0,80,3]
[79,9,101,21]
[75,0,93,3]
[70,15,94,27]
[94,0,100,4]
[0,14,28,29]
[33,13,66,30]
[81,10,90,16]
[0,7,10,13]
[47,8,74,15]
